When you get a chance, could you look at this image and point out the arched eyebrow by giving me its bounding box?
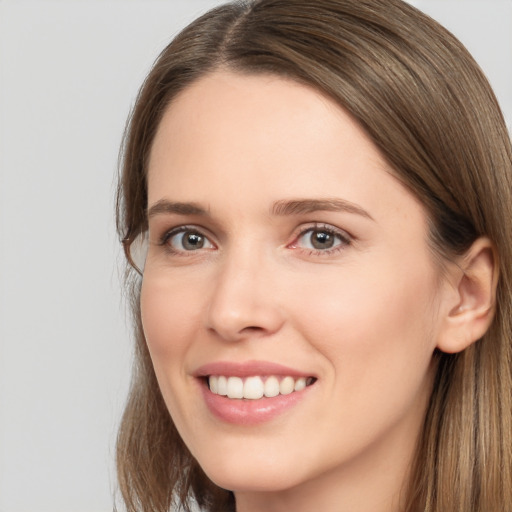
[271,198,374,221]
[147,200,208,218]
[147,197,374,221]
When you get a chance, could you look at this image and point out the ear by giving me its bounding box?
[436,237,498,354]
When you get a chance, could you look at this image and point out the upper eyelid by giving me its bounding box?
[153,224,216,244]
[291,222,353,241]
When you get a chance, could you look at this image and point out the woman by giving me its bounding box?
[116,0,512,511]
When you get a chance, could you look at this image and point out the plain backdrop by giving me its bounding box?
[0,1,510,511]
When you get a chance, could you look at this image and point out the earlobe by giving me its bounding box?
[436,237,498,354]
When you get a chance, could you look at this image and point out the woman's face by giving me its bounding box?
[142,71,452,499]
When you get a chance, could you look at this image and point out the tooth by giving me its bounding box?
[209,376,219,394]
[227,376,244,399]
[217,376,228,396]
[294,377,306,391]
[280,376,295,395]
[244,376,264,399]
[264,376,280,397]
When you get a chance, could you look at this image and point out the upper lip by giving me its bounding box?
[194,360,314,378]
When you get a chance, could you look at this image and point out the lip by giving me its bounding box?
[194,360,313,379]
[194,360,316,425]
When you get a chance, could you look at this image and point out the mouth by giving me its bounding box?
[195,361,317,425]
[207,375,317,400]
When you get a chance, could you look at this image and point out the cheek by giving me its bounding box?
[140,275,203,362]
[140,274,207,444]
[285,257,439,390]
[281,263,439,462]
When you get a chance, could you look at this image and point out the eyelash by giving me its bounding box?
[157,223,352,257]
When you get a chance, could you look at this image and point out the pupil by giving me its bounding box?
[312,231,334,250]
[183,232,204,250]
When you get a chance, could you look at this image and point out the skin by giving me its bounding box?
[140,71,471,512]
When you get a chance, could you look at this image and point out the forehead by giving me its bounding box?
[146,70,426,234]
[150,71,379,153]
[149,72,385,189]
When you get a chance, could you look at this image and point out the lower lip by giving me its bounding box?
[200,381,310,425]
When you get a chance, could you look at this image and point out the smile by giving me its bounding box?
[196,361,317,424]
[208,375,316,400]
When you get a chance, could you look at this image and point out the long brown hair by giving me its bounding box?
[116,1,512,510]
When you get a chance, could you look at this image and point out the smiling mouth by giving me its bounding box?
[207,375,317,400]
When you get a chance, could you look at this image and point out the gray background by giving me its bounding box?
[0,1,510,511]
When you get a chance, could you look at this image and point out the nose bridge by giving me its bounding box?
[205,241,283,341]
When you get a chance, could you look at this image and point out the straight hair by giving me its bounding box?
[116,1,512,510]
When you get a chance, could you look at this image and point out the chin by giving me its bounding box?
[198,454,306,493]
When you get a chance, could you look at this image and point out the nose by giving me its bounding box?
[205,249,285,342]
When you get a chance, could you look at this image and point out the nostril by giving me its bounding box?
[238,325,268,337]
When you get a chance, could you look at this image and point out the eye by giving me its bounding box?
[163,227,215,253]
[292,225,350,253]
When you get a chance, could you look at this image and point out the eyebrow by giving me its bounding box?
[271,198,374,220]
[147,197,374,221]
[147,200,209,219]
